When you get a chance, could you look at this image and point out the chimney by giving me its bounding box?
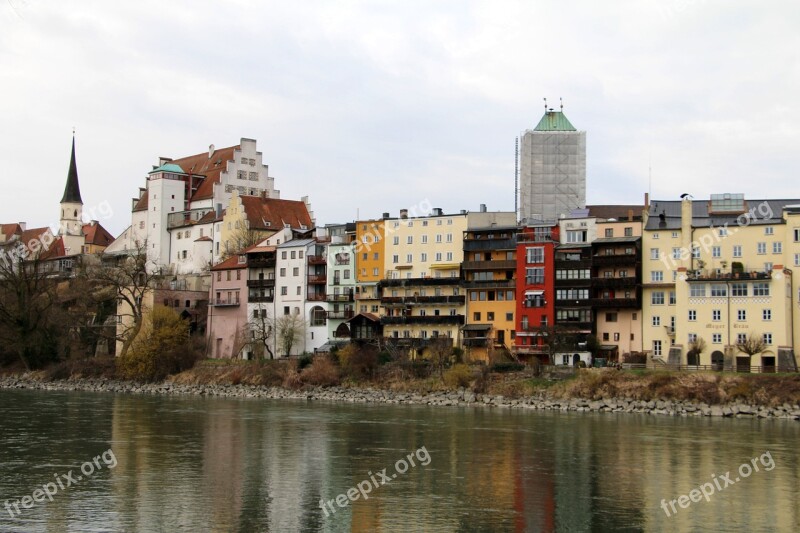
[400,209,408,219]
[208,144,215,158]
[627,209,634,221]
[433,207,443,216]
[19,222,26,231]
[460,209,467,215]
[261,190,267,200]
[479,204,487,213]
[382,212,390,219]
[644,192,650,208]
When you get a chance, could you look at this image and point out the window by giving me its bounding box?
[753,283,770,296]
[651,292,664,305]
[712,246,721,258]
[712,309,721,321]
[605,228,613,238]
[651,271,663,282]
[281,251,287,260]
[765,226,774,235]
[393,236,399,245]
[669,291,676,305]
[487,312,495,321]
[710,284,727,297]
[280,286,287,295]
[293,267,299,276]
[392,255,399,264]
[652,316,660,326]
[763,333,772,345]
[506,312,513,321]
[712,333,722,344]
[421,253,427,262]
[688,310,696,321]
[763,309,772,320]
[436,234,442,243]
[473,312,481,321]
[757,242,766,254]
[737,309,746,321]
[653,233,660,240]
[671,231,679,238]
[291,251,296,259]
[280,268,286,276]
[672,248,681,259]
[446,252,453,261]
[764,262,772,272]
[606,312,618,322]
[795,253,800,267]
[526,267,545,284]
[733,245,742,258]
[435,252,442,261]
[446,234,453,243]
[719,228,728,237]
[773,242,782,254]
[406,254,412,263]
[731,283,747,296]
[653,340,662,357]
[650,248,660,260]
[737,333,747,344]
[795,228,800,242]
[421,235,428,244]
[688,333,697,344]
[407,236,413,244]
[625,227,633,237]
[690,284,706,297]
[692,247,700,259]
[526,247,544,263]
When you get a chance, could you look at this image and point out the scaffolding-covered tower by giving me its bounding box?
[519,106,586,222]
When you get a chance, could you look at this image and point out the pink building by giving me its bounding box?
[208,254,249,358]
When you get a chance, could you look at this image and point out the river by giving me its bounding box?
[0,389,797,532]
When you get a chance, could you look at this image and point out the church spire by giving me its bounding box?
[60,133,83,204]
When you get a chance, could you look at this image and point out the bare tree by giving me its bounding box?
[247,307,275,360]
[0,250,62,369]
[427,336,454,379]
[536,324,580,364]
[275,312,306,357]
[736,334,766,358]
[85,241,158,358]
[221,224,267,261]
[687,336,707,365]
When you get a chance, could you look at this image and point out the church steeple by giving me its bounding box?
[60,134,83,204]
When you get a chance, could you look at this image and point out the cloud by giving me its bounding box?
[0,0,799,236]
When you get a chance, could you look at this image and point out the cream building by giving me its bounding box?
[642,194,800,371]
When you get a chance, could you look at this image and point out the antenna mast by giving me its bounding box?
[515,136,519,223]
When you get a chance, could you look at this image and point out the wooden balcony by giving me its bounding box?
[381,315,465,325]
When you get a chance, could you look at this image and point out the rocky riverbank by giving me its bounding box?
[2,375,799,420]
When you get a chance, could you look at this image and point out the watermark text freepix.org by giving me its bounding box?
[660,450,775,517]
[319,446,431,516]
[4,449,117,518]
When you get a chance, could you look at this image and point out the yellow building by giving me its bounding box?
[354,218,386,316]
[462,225,518,362]
[592,218,643,359]
[642,194,800,371]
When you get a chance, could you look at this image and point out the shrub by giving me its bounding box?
[491,362,525,373]
[443,364,473,388]
[300,356,340,387]
[378,351,392,365]
[297,353,314,370]
[116,306,197,381]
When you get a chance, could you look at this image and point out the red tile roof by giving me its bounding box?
[211,254,248,271]
[19,227,52,246]
[239,196,312,231]
[39,236,66,260]
[1,223,22,241]
[168,144,240,201]
[83,222,115,246]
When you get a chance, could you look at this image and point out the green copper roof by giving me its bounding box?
[534,110,576,131]
[149,163,186,174]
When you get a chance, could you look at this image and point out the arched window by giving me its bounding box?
[73,209,78,218]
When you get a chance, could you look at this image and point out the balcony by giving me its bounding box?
[685,269,772,281]
[589,298,638,309]
[591,254,637,266]
[381,295,466,306]
[555,259,592,268]
[463,279,516,289]
[386,337,439,349]
[555,298,592,307]
[307,255,327,265]
[211,299,240,307]
[247,279,275,288]
[463,238,517,251]
[247,257,276,269]
[517,232,555,243]
[554,321,592,331]
[664,326,675,337]
[326,310,355,320]
[354,292,377,300]
[555,278,592,287]
[461,260,517,271]
[308,274,327,284]
[249,294,274,303]
[463,337,489,347]
[381,315,465,325]
[327,293,354,302]
[591,277,638,289]
[307,293,326,302]
[380,277,461,288]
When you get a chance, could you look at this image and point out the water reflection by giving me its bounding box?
[0,389,798,532]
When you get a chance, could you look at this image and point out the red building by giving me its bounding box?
[514,224,558,362]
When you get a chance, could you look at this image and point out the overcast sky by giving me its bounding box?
[1,0,799,236]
